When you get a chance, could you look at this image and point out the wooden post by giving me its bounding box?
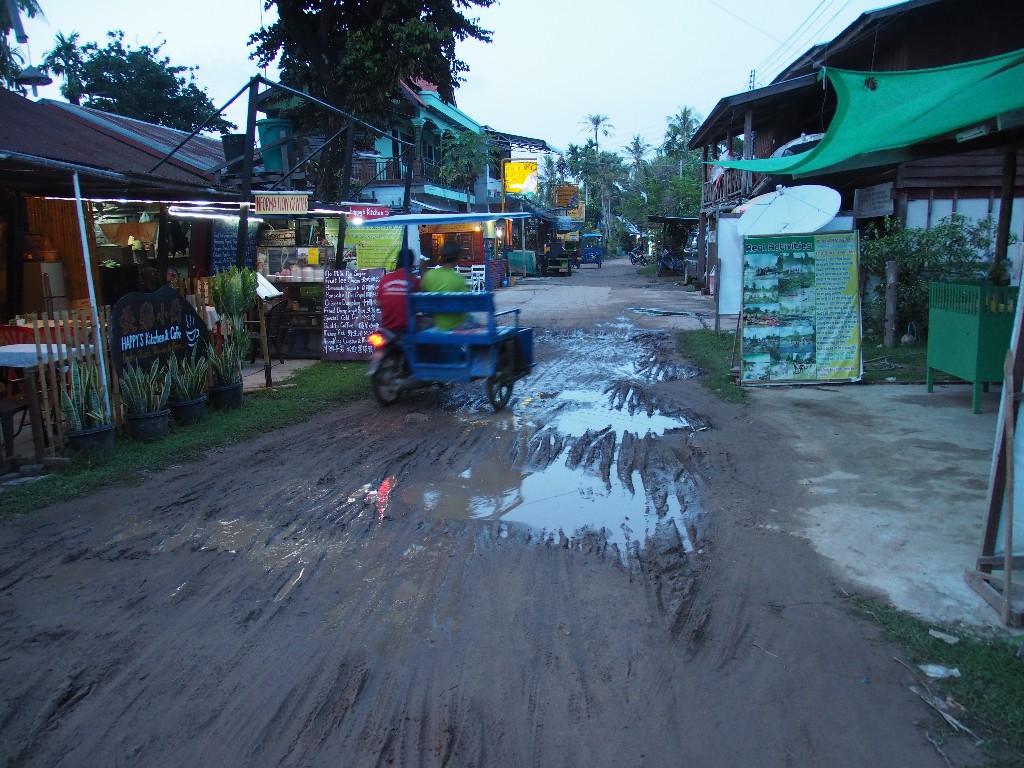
[884,260,898,348]
[1002,350,1015,625]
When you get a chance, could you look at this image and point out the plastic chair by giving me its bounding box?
[470,265,486,292]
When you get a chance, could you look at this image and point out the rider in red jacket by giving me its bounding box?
[376,249,422,332]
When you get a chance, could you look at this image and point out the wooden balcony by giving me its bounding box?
[352,157,446,187]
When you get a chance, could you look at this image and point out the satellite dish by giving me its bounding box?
[732,191,776,215]
[736,185,841,237]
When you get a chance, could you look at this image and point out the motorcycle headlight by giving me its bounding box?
[368,332,387,349]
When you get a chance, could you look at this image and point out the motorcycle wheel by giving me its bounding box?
[486,373,513,411]
[486,344,516,411]
[371,350,405,406]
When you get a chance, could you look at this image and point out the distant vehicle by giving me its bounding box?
[580,233,604,268]
[648,216,699,281]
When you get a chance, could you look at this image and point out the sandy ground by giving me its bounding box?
[0,258,1012,767]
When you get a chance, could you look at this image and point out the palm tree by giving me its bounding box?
[43,31,84,104]
[580,113,614,152]
[623,134,650,181]
[663,106,702,156]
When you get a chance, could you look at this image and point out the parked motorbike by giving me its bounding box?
[629,248,649,265]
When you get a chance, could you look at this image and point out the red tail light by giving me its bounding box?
[368,332,387,349]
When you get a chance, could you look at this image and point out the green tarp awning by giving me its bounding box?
[715,47,1024,177]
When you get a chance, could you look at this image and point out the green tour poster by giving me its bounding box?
[741,232,862,384]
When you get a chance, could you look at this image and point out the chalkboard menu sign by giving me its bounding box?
[110,284,211,377]
[321,268,384,360]
[210,219,260,274]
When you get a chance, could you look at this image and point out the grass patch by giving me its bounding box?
[0,361,370,517]
[850,596,1024,767]
[861,342,963,385]
[675,329,747,404]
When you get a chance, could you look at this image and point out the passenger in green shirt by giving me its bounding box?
[420,242,471,330]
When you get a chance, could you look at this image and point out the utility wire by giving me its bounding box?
[754,0,836,81]
[701,0,786,44]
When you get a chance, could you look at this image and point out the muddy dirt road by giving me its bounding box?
[0,260,976,767]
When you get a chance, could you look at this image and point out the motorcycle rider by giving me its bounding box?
[376,248,422,333]
[420,241,472,330]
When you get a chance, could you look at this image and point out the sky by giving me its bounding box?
[17,0,890,156]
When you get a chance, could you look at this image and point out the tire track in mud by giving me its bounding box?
[0,329,709,767]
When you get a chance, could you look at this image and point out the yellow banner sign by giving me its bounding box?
[345,226,404,270]
[554,184,579,208]
[504,160,538,194]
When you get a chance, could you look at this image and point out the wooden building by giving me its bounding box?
[688,0,1024,285]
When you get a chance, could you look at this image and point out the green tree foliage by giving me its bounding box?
[0,0,43,92]
[662,106,701,156]
[860,214,998,340]
[565,139,626,248]
[250,0,494,202]
[43,31,234,133]
[437,129,494,206]
[536,154,562,209]
[41,31,84,104]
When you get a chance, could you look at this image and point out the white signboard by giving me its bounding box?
[254,193,310,215]
[853,183,894,218]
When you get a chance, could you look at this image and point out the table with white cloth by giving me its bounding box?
[0,343,95,460]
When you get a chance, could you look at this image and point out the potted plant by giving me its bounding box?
[60,359,115,455]
[167,346,209,425]
[208,267,258,409]
[119,359,172,441]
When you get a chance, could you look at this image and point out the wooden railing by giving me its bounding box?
[26,306,116,454]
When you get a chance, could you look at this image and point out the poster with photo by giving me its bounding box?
[741,232,861,384]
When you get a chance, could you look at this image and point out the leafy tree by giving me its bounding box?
[44,31,234,133]
[437,129,494,208]
[41,31,83,104]
[250,0,494,203]
[860,214,998,340]
[0,0,43,92]
[565,139,626,248]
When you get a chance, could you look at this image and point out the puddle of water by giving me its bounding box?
[549,389,686,438]
[409,330,702,557]
[410,455,692,554]
[628,307,703,318]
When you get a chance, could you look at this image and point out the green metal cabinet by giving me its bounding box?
[926,281,1018,413]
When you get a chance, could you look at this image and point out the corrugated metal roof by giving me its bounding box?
[44,100,226,173]
[0,89,234,200]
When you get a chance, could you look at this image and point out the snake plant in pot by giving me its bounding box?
[167,346,209,425]
[60,359,115,455]
[209,267,258,409]
[120,358,172,441]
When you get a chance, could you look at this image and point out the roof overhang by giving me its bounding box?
[688,73,820,150]
[0,151,237,202]
[484,127,562,155]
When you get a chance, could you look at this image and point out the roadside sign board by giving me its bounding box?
[741,231,862,384]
